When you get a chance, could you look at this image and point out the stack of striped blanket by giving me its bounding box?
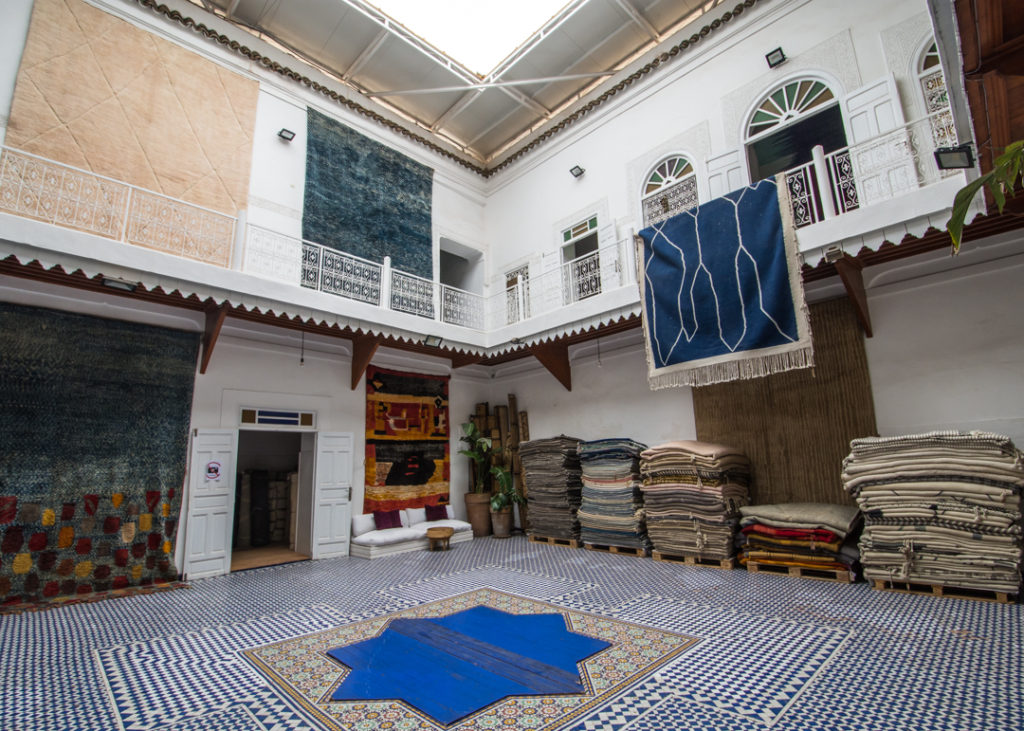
[639,441,750,559]
[577,438,649,550]
[843,431,1023,593]
[737,503,862,580]
[520,436,583,541]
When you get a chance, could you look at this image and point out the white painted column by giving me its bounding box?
[0,0,34,148]
[811,145,837,220]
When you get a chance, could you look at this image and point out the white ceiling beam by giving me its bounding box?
[365,71,615,97]
[343,29,389,80]
[430,89,486,132]
[613,0,660,41]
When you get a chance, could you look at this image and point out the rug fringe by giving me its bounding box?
[649,345,815,389]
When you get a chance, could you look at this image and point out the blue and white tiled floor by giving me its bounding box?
[1,535,1021,730]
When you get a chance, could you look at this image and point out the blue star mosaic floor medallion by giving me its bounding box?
[242,588,701,730]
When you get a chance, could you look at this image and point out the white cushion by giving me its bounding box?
[351,513,376,537]
[351,527,422,546]
[413,518,471,537]
[406,507,426,526]
[398,510,410,528]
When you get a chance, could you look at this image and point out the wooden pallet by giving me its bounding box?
[652,551,735,569]
[528,534,580,548]
[746,560,854,583]
[871,579,1017,604]
[584,543,649,557]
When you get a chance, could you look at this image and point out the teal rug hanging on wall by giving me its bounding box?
[303,109,434,280]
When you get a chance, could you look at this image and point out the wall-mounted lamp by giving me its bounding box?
[278,128,296,142]
[765,47,787,69]
[569,165,585,179]
[423,335,443,347]
[934,144,975,170]
[101,276,138,292]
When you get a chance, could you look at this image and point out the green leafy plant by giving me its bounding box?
[458,422,493,493]
[489,466,523,512]
[946,140,1024,252]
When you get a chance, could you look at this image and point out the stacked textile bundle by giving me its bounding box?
[843,431,1023,593]
[576,438,649,550]
[519,435,583,541]
[639,441,750,560]
[738,503,862,580]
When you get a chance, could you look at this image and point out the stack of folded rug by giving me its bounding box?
[737,503,862,579]
[843,431,1023,593]
[639,441,751,560]
[576,438,649,550]
[519,435,583,541]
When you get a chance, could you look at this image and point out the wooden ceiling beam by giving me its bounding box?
[199,302,230,374]
[833,255,872,338]
[350,333,381,390]
[531,342,572,391]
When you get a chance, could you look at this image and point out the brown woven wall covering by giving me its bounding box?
[693,297,877,506]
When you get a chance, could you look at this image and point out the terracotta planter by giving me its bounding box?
[490,507,513,539]
[464,492,492,537]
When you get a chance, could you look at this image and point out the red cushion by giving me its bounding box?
[373,509,402,530]
[425,504,448,521]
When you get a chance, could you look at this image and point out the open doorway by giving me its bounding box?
[231,430,309,571]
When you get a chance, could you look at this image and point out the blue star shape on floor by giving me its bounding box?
[327,605,612,725]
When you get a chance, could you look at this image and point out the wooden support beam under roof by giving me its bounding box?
[530,341,572,391]
[351,333,381,390]
[833,255,872,338]
[450,351,483,369]
[199,302,230,374]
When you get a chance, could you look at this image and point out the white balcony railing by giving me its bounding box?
[2,109,961,339]
[782,108,958,228]
[0,146,236,267]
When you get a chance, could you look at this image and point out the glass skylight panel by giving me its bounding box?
[369,0,570,76]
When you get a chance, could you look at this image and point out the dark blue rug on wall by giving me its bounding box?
[303,109,434,280]
[0,303,199,604]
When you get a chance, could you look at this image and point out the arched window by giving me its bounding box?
[917,40,954,150]
[745,78,856,226]
[641,156,698,226]
[745,78,846,181]
[918,42,947,113]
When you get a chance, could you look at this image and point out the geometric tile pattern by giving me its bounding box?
[243,589,697,730]
[1,535,1021,731]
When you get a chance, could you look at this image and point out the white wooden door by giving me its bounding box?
[183,429,238,579]
[310,432,353,559]
[844,75,913,204]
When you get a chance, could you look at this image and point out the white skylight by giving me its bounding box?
[369,0,571,76]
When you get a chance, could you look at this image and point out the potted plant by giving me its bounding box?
[458,422,493,536]
[489,466,523,539]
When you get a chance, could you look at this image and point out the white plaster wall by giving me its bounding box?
[483,0,930,283]
[246,88,309,237]
[487,340,697,448]
[188,335,493,520]
[864,247,1024,445]
[0,0,33,147]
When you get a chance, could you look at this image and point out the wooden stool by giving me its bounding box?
[426,526,454,551]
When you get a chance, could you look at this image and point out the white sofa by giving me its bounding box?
[350,506,473,559]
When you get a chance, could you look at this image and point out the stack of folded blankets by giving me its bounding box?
[576,438,649,550]
[843,431,1023,594]
[639,441,751,560]
[738,503,863,579]
[519,435,583,541]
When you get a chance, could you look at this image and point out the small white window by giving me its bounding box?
[560,216,601,303]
